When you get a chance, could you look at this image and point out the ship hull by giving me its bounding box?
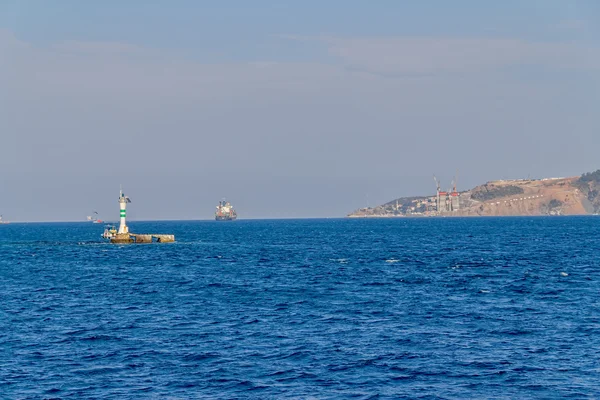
[215,215,236,221]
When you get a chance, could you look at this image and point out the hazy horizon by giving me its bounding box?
[2,1,599,222]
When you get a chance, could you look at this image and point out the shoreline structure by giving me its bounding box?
[348,171,600,218]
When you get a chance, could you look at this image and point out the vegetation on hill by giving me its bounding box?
[382,197,428,214]
[579,170,600,183]
[573,170,600,212]
[548,199,563,209]
[471,184,524,202]
[575,170,600,203]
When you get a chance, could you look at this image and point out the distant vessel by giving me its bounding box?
[86,211,103,224]
[0,215,9,224]
[215,200,237,221]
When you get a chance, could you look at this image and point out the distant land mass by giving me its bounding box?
[348,170,600,218]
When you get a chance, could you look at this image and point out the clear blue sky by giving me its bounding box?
[1,1,599,220]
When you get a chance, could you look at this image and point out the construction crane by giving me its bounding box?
[433,175,442,213]
[451,170,460,211]
[433,175,441,193]
[453,170,458,194]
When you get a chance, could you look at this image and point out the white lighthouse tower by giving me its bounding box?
[118,186,131,234]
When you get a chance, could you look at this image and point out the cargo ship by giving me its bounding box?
[215,200,237,221]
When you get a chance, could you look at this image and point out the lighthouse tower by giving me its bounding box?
[118,186,131,234]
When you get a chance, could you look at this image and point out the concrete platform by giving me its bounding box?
[111,233,175,244]
[110,233,134,244]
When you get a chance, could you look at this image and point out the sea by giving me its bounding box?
[1,217,599,399]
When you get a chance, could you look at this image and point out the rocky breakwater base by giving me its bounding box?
[111,233,175,244]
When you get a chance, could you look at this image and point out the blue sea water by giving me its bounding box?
[1,217,599,399]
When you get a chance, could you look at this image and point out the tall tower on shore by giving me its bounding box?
[451,174,460,211]
[118,186,132,234]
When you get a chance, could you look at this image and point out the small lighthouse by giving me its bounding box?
[106,185,174,244]
[109,186,134,243]
[118,186,131,234]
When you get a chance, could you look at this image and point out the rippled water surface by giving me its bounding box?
[1,218,600,399]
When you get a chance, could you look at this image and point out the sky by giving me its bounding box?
[1,0,600,221]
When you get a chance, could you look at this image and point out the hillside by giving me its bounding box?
[348,170,600,218]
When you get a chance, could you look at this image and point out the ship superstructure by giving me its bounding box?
[215,200,237,221]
